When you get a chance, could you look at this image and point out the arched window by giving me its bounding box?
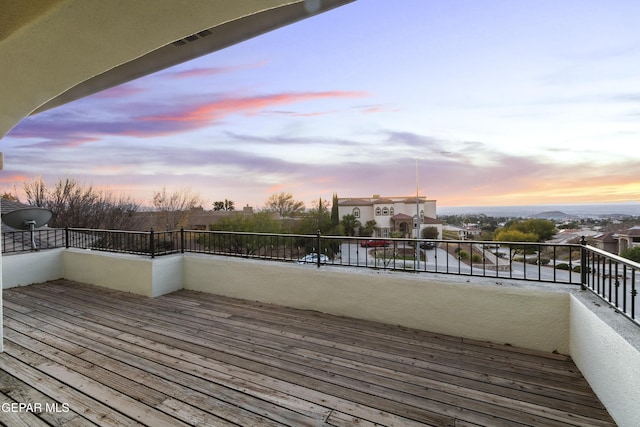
[390,207,394,215]
[353,207,360,218]
[420,210,424,218]
[375,207,381,216]
[382,207,389,215]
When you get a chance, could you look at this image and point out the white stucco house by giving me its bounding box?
[615,225,640,254]
[337,195,442,238]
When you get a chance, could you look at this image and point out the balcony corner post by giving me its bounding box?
[316,229,321,268]
[580,235,587,290]
[150,228,155,259]
[65,227,70,249]
[180,226,185,254]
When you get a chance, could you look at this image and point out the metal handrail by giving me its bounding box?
[2,227,637,326]
[580,237,639,326]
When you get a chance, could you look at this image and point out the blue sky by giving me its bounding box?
[3,0,640,209]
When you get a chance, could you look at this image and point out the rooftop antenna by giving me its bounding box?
[2,207,53,250]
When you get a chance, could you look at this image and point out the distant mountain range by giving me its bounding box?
[438,203,640,218]
[530,211,575,220]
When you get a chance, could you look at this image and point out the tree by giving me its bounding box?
[359,220,377,237]
[1,191,19,202]
[211,211,280,233]
[22,177,141,229]
[23,176,47,207]
[421,226,439,239]
[292,198,330,234]
[213,199,235,211]
[341,214,360,236]
[499,219,556,242]
[207,211,283,256]
[152,187,201,230]
[494,229,539,243]
[494,228,540,259]
[264,192,304,218]
[331,193,339,226]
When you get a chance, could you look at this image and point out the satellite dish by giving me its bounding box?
[2,207,53,250]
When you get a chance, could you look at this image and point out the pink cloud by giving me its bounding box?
[169,61,268,79]
[0,173,30,185]
[357,104,397,114]
[140,91,369,123]
[291,110,340,117]
[8,89,370,146]
[93,84,145,99]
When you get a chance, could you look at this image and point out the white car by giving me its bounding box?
[297,253,329,264]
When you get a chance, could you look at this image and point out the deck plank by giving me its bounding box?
[1,279,617,427]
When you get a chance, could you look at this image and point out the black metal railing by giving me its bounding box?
[322,236,586,285]
[581,237,638,325]
[2,227,638,326]
[2,228,66,253]
[182,229,320,263]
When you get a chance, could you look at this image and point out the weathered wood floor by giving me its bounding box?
[1,280,615,426]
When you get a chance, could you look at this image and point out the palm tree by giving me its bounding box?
[341,214,361,236]
[213,199,235,211]
[360,220,377,237]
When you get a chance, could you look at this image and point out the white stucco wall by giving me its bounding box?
[2,249,64,288]
[570,295,640,427]
[184,255,571,353]
[61,250,183,297]
[62,249,154,297]
[151,254,184,297]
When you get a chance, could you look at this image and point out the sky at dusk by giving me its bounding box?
[2,0,640,210]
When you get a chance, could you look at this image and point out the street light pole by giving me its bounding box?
[415,158,420,269]
[415,151,449,271]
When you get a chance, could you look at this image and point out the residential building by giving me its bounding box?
[615,225,640,253]
[134,205,255,231]
[443,224,468,239]
[588,232,619,254]
[338,195,442,238]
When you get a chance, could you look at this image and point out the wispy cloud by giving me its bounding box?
[92,83,146,99]
[140,91,369,123]
[7,90,370,146]
[168,61,268,79]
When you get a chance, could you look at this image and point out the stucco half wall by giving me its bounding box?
[184,255,571,354]
[569,294,640,427]
[61,249,183,297]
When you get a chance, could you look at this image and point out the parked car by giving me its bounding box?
[420,241,435,249]
[360,240,392,247]
[297,253,329,264]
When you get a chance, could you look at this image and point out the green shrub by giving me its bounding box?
[525,257,550,265]
[556,263,571,270]
[620,246,640,263]
[471,254,482,263]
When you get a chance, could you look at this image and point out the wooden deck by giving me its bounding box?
[1,280,615,427]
